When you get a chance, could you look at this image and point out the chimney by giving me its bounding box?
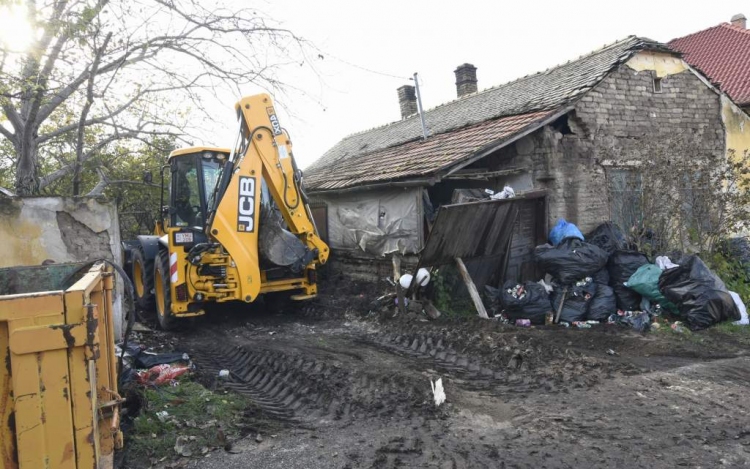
[454,63,478,98]
[397,85,418,119]
[731,13,746,29]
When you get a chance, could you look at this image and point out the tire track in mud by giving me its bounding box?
[362,326,631,396]
[192,339,433,424]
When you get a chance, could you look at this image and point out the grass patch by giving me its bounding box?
[126,379,252,465]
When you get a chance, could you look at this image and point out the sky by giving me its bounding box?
[203,0,748,169]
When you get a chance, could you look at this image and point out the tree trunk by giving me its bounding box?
[14,136,38,196]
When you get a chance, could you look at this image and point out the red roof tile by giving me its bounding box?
[669,23,750,106]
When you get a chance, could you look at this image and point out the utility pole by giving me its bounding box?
[413,72,429,140]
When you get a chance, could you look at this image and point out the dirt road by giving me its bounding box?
[154,304,750,469]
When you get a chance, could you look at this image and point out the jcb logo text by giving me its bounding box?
[237,176,256,232]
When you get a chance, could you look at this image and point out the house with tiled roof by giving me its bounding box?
[669,14,750,113]
[304,36,750,282]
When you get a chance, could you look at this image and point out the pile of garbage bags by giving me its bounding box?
[485,219,746,331]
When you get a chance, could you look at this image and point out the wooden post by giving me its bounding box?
[393,254,406,317]
[392,254,402,282]
[454,257,489,319]
[555,287,568,324]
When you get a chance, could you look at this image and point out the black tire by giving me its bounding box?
[154,250,177,330]
[131,246,155,310]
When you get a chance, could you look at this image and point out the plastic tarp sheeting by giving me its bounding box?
[658,255,740,330]
[318,188,422,256]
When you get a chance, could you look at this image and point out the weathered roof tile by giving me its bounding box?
[306,36,670,192]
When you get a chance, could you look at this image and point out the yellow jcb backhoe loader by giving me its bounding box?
[124,93,329,329]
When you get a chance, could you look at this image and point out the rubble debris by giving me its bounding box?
[549,219,584,246]
[658,255,740,330]
[423,300,441,320]
[174,436,193,457]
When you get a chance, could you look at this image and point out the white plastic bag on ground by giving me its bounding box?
[430,378,446,407]
[729,291,749,325]
[655,256,679,270]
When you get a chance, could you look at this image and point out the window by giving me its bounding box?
[607,168,643,231]
[171,157,201,227]
[653,77,663,93]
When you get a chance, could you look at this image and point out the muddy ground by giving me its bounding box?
[126,283,750,468]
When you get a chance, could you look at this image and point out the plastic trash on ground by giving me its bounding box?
[729,291,749,325]
[609,310,651,332]
[136,363,191,386]
[607,250,649,311]
[551,279,595,323]
[587,283,617,321]
[497,280,552,325]
[626,264,678,313]
[655,256,679,270]
[586,222,627,255]
[431,378,446,407]
[549,219,585,246]
[658,255,740,330]
[534,238,608,285]
[490,185,515,200]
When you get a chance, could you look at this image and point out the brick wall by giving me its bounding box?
[493,63,724,234]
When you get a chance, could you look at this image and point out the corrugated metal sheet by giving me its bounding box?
[419,198,520,267]
[305,111,553,191]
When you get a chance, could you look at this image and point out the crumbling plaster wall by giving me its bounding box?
[0,196,125,337]
[0,196,121,265]
[495,52,725,234]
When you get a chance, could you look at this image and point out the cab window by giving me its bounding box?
[171,157,201,227]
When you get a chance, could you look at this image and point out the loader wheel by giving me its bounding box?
[154,250,177,330]
[131,246,155,310]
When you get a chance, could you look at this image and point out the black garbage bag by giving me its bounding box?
[551,288,588,323]
[608,250,649,310]
[534,238,609,285]
[658,255,740,330]
[586,222,628,255]
[611,311,651,332]
[498,280,552,324]
[592,268,610,285]
[587,284,617,321]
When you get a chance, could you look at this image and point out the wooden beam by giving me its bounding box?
[454,257,489,319]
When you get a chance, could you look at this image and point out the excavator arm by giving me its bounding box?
[207,94,328,302]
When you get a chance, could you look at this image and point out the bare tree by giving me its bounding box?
[602,130,750,255]
[0,0,309,195]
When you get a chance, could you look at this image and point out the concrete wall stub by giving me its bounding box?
[0,196,126,338]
